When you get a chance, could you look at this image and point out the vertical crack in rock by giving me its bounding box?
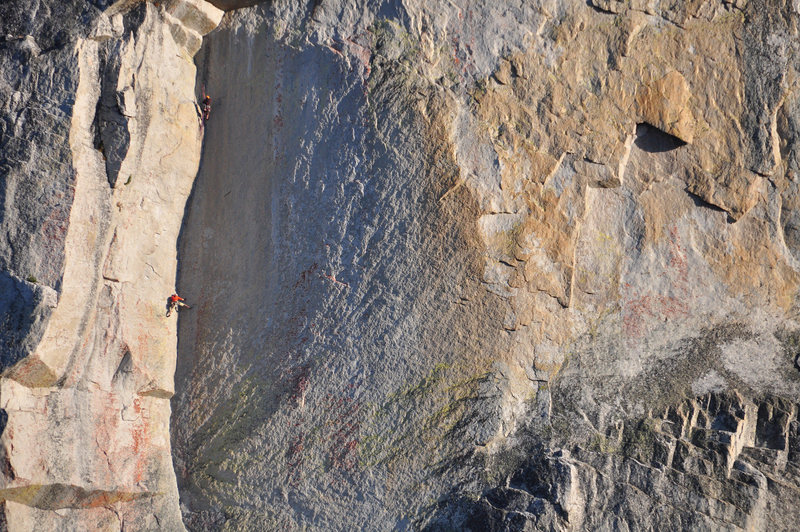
[94,34,134,189]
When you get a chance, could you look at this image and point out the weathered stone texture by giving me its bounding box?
[3,0,800,530]
[0,0,221,529]
[172,0,800,530]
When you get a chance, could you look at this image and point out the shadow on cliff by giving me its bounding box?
[634,123,686,153]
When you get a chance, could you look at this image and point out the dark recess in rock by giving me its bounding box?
[634,123,686,153]
[206,0,269,11]
[94,42,131,188]
[419,443,570,531]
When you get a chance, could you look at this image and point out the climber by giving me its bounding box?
[166,293,191,317]
[200,85,211,122]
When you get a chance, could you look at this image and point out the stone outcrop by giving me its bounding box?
[3,0,800,530]
[0,0,221,528]
[429,391,800,530]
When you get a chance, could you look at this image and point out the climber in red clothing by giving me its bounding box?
[166,294,191,317]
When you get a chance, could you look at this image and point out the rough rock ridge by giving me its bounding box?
[0,0,221,529]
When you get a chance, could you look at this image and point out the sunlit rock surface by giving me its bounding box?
[0,0,221,529]
[2,0,800,530]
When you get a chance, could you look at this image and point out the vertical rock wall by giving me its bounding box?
[173,9,506,527]
[2,0,800,530]
[0,0,221,529]
[174,0,800,530]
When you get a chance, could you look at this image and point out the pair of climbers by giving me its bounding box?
[166,293,191,317]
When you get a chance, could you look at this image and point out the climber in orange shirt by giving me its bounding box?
[166,293,191,317]
[201,86,211,121]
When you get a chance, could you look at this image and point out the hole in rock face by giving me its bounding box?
[205,0,269,10]
[634,123,687,153]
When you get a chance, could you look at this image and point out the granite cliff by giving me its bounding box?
[0,0,221,528]
[1,0,800,530]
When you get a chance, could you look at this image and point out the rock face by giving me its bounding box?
[3,0,800,530]
[173,0,800,529]
[0,0,221,529]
